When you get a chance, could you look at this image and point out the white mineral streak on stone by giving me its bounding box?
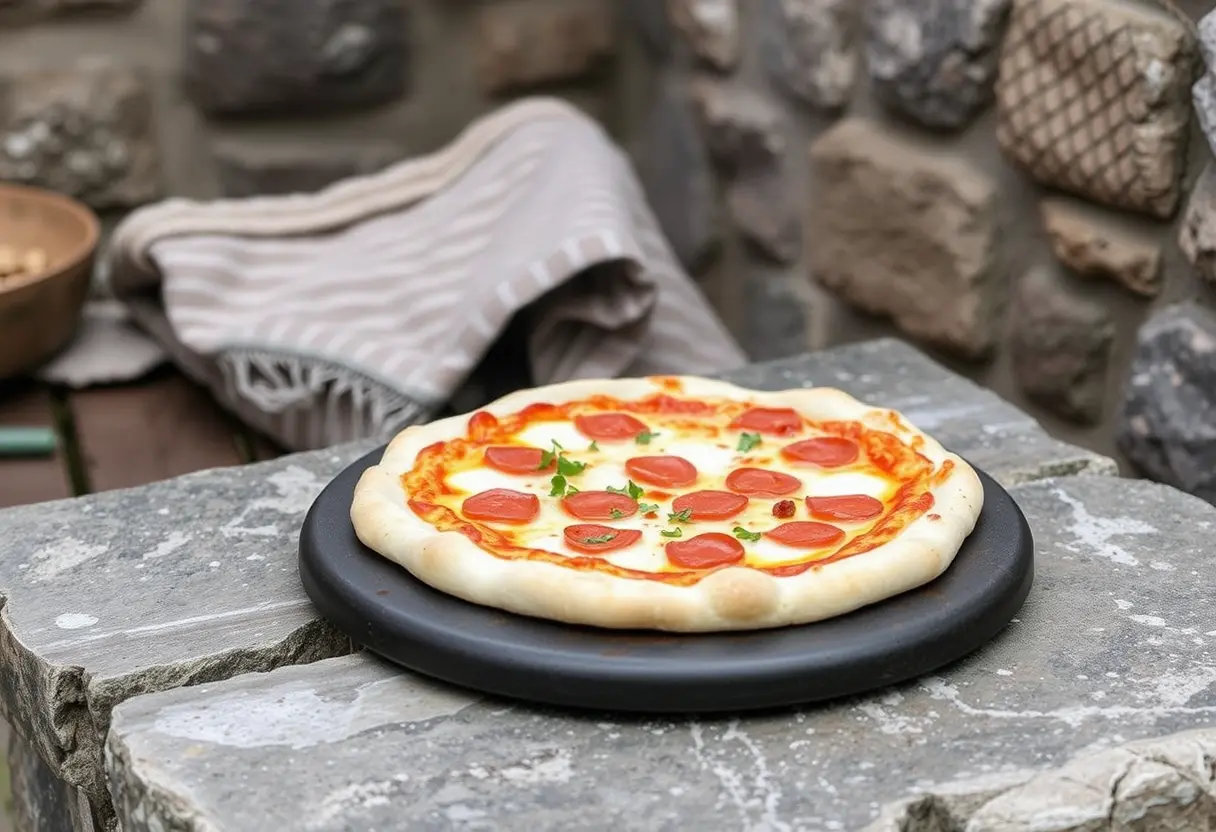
[921,676,1216,728]
[150,674,479,750]
[855,692,932,735]
[141,530,192,560]
[1116,599,1135,610]
[1128,614,1167,627]
[308,775,410,829]
[1051,487,1157,567]
[1149,560,1176,571]
[498,749,575,784]
[221,465,326,538]
[1141,666,1216,708]
[690,720,792,831]
[28,537,109,582]
[54,613,98,630]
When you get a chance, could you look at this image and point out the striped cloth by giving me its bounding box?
[105,98,747,451]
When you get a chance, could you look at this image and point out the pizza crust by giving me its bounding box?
[350,376,984,632]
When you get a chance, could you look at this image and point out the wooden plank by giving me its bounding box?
[0,382,70,508]
[70,368,244,493]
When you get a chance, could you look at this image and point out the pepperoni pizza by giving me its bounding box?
[350,376,983,632]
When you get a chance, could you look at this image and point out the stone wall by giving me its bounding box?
[624,0,1216,479]
[4,0,1216,495]
[0,0,637,215]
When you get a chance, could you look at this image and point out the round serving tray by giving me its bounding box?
[299,445,1033,713]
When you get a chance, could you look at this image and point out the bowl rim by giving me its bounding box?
[0,182,102,296]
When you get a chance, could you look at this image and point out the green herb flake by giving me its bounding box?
[609,508,624,519]
[660,528,683,539]
[606,484,626,495]
[635,429,659,445]
[637,502,659,514]
[737,432,762,453]
[556,456,586,477]
[733,526,762,542]
[588,440,599,452]
[626,480,645,501]
[582,532,617,544]
[668,508,692,523]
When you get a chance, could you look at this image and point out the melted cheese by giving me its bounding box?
[438,415,902,573]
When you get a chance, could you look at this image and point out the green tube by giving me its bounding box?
[0,427,58,458]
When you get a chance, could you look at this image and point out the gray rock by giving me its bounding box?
[727,171,801,264]
[763,0,861,111]
[634,78,721,273]
[0,63,161,209]
[473,0,617,95]
[808,118,1006,360]
[184,0,409,116]
[865,729,1216,831]
[0,339,1115,823]
[1195,11,1216,157]
[1117,302,1216,504]
[1179,162,1216,285]
[689,76,785,174]
[668,0,740,71]
[741,269,810,359]
[866,0,1011,130]
[212,142,404,198]
[0,0,140,15]
[105,477,1215,831]
[620,0,673,60]
[1010,268,1113,425]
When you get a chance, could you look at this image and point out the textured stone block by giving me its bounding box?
[727,172,800,264]
[184,0,409,116]
[474,0,617,95]
[865,0,1011,130]
[1179,162,1216,285]
[763,0,861,111]
[1010,268,1113,425]
[668,0,739,71]
[1194,10,1216,157]
[1117,302,1216,504]
[0,64,161,209]
[994,0,1200,219]
[106,476,1209,831]
[741,270,809,358]
[1041,197,1162,297]
[212,142,404,198]
[807,119,1005,360]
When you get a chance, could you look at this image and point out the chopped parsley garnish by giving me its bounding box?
[588,440,599,452]
[635,429,660,445]
[737,432,762,453]
[660,528,683,538]
[607,480,645,501]
[667,508,692,523]
[610,508,624,519]
[541,439,586,494]
[582,532,617,544]
[638,502,659,514]
[733,526,762,542]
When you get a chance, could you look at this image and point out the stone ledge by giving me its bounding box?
[104,476,1213,831]
[0,338,1114,814]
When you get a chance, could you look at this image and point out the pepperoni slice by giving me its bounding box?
[665,532,746,569]
[807,494,883,522]
[462,488,540,524]
[564,524,642,554]
[562,491,639,521]
[731,407,803,436]
[483,446,554,475]
[574,412,649,441]
[765,521,845,549]
[625,455,698,488]
[782,437,859,468]
[671,490,749,521]
[725,467,802,497]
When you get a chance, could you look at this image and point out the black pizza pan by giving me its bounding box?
[299,445,1033,713]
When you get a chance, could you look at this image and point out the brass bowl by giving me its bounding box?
[0,183,100,380]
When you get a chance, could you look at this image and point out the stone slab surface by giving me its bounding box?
[0,338,1113,813]
[105,476,1216,831]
